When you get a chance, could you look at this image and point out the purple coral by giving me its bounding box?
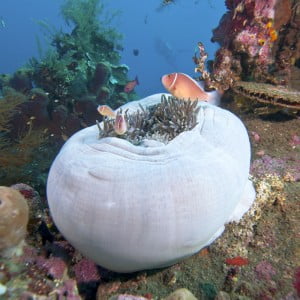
[251,155,300,181]
[210,0,280,86]
[254,0,276,19]
[255,261,276,280]
[290,135,300,147]
[72,258,101,283]
[53,279,81,300]
[114,295,148,300]
[35,256,67,279]
[251,155,286,177]
[213,0,276,47]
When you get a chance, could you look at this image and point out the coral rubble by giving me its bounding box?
[212,173,286,257]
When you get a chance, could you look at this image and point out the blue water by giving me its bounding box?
[0,0,225,97]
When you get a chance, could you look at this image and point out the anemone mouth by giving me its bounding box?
[97,94,201,145]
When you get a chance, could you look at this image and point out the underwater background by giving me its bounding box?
[1,0,225,97]
[0,0,299,299]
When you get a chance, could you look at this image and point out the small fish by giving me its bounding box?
[162,0,175,6]
[144,15,148,24]
[225,256,249,266]
[114,113,127,135]
[124,76,139,93]
[97,105,116,118]
[0,17,5,28]
[133,49,139,56]
[161,72,221,104]
[156,0,175,12]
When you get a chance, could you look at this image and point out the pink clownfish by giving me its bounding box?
[161,72,221,105]
[114,113,127,135]
[97,105,116,118]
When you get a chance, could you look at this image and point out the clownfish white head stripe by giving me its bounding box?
[161,72,221,105]
[168,72,178,90]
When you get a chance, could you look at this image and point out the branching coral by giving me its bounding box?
[194,43,241,91]
[97,94,200,144]
[61,0,101,35]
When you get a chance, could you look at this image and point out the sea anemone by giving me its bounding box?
[97,94,200,144]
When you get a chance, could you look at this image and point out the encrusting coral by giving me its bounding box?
[0,186,29,256]
[212,174,286,258]
[97,94,200,144]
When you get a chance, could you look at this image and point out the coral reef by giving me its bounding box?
[211,0,299,84]
[29,0,133,111]
[0,186,29,256]
[194,0,300,111]
[1,0,299,299]
[0,0,134,189]
[98,94,200,144]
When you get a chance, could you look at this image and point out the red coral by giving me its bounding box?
[11,183,35,199]
[19,189,35,199]
[225,256,249,266]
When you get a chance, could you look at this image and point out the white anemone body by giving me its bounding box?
[47,93,255,272]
